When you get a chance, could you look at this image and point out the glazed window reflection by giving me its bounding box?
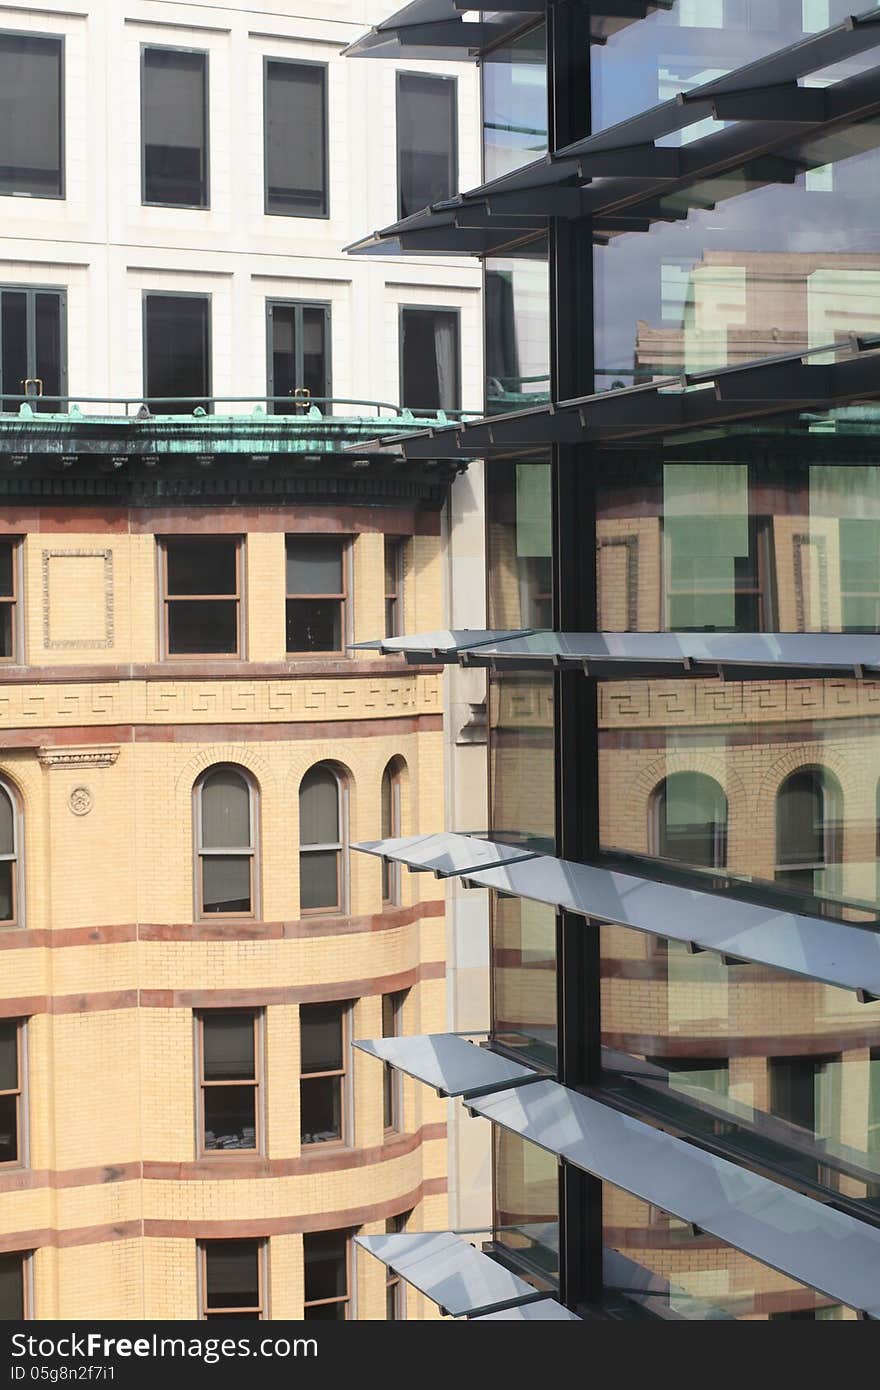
[491,893,557,1068]
[775,768,842,899]
[487,459,552,632]
[492,1128,559,1286]
[650,772,728,871]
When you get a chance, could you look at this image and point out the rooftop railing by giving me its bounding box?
[0,393,477,422]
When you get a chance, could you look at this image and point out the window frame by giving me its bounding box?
[384,537,405,640]
[648,771,729,871]
[0,539,22,665]
[299,1000,350,1149]
[298,763,348,917]
[193,764,258,922]
[774,765,842,891]
[395,69,458,222]
[382,991,406,1134]
[302,1229,352,1319]
[262,55,329,220]
[284,534,349,658]
[0,30,64,201]
[142,289,213,415]
[0,1249,31,1320]
[160,535,243,662]
[195,1009,263,1158]
[140,43,210,210]
[398,304,462,414]
[0,1017,24,1169]
[385,1211,410,1320]
[199,1239,266,1320]
[0,778,22,931]
[265,299,332,412]
[380,760,403,907]
[0,286,68,411]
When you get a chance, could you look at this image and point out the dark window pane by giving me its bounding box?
[0,862,11,923]
[144,295,211,413]
[167,601,238,655]
[201,770,250,849]
[299,769,339,847]
[397,73,456,219]
[0,610,10,661]
[0,1253,23,1320]
[265,62,326,217]
[300,1003,343,1073]
[300,1076,342,1144]
[0,1095,17,1164]
[202,856,251,914]
[0,789,13,858]
[143,49,207,207]
[203,1014,255,1080]
[286,600,341,653]
[304,1301,345,1319]
[303,1231,347,1302]
[400,309,459,413]
[33,293,61,409]
[0,1021,17,1092]
[299,850,339,912]
[301,307,328,400]
[1,291,27,412]
[167,540,237,596]
[286,538,342,595]
[203,1087,256,1151]
[0,545,13,598]
[655,773,728,870]
[270,304,297,411]
[205,1243,259,1308]
[0,35,63,197]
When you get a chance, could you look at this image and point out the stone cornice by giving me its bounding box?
[36,745,120,768]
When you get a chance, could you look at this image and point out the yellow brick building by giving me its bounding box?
[0,410,461,1320]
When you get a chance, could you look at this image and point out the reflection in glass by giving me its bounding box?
[492,894,557,1068]
[400,308,459,412]
[776,768,841,898]
[0,34,63,198]
[482,22,547,182]
[265,61,327,217]
[485,240,550,414]
[397,73,457,219]
[142,48,208,207]
[144,294,211,414]
[489,674,555,855]
[651,772,727,870]
[487,458,552,632]
[493,1128,559,1285]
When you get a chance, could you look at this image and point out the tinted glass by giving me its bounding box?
[0,863,11,923]
[167,540,236,596]
[400,309,459,412]
[286,538,342,595]
[492,894,557,1068]
[167,601,238,655]
[202,856,250,914]
[654,772,727,869]
[265,61,326,217]
[485,240,550,414]
[0,1253,23,1320]
[1,291,27,412]
[0,788,14,857]
[205,1243,259,1309]
[299,768,339,847]
[142,48,208,207]
[300,1003,344,1074]
[303,1232,347,1302]
[203,1014,255,1080]
[201,770,250,850]
[489,674,555,854]
[299,849,339,913]
[493,1128,559,1283]
[286,600,341,653]
[300,1076,342,1144]
[397,73,457,219]
[0,1095,16,1165]
[33,293,62,409]
[487,458,552,630]
[482,22,547,182]
[0,1020,17,1092]
[0,34,62,197]
[144,295,210,413]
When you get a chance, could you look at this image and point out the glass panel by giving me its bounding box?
[492,895,557,1068]
[202,856,251,913]
[0,1095,18,1165]
[776,769,835,894]
[482,22,547,182]
[205,1243,259,1308]
[485,240,550,415]
[0,35,62,197]
[493,1128,559,1283]
[203,1088,256,1150]
[489,673,555,854]
[167,601,238,655]
[201,770,250,850]
[167,540,236,596]
[0,788,14,857]
[265,61,326,217]
[203,1014,255,1080]
[0,544,13,598]
[400,309,459,413]
[270,303,296,412]
[0,1254,23,1320]
[300,851,339,912]
[299,768,339,847]
[397,73,457,219]
[286,537,342,596]
[303,1232,348,1302]
[487,459,552,631]
[300,1002,344,1074]
[300,1076,342,1144]
[599,926,880,1208]
[596,458,880,635]
[301,307,328,401]
[0,1021,17,1092]
[0,609,11,661]
[654,772,728,870]
[0,862,12,922]
[144,295,211,414]
[286,600,341,653]
[142,48,207,207]
[34,293,62,410]
[1,291,27,413]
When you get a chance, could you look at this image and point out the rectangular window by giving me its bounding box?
[482,22,546,183]
[162,537,241,658]
[0,1252,26,1320]
[201,1241,264,1319]
[0,1019,22,1166]
[0,288,66,412]
[264,60,327,218]
[385,1212,410,1320]
[0,541,18,661]
[0,33,63,198]
[396,72,457,220]
[485,240,551,415]
[400,308,460,413]
[285,536,346,655]
[300,1002,347,1146]
[144,293,211,415]
[198,1012,260,1154]
[303,1230,350,1319]
[382,992,406,1132]
[769,1055,842,1142]
[384,538,404,639]
[142,47,208,208]
[267,301,330,413]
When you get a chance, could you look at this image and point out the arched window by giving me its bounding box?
[195,767,256,918]
[300,764,345,914]
[0,781,20,926]
[776,768,841,896]
[380,759,404,906]
[650,772,727,870]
